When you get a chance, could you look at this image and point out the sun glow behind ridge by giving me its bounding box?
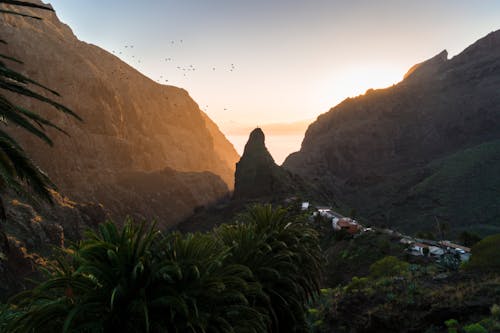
[315,65,406,111]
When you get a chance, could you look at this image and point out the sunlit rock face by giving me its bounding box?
[284,29,500,233]
[0,1,239,227]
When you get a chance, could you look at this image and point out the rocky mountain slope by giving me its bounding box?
[0,1,239,227]
[284,30,500,236]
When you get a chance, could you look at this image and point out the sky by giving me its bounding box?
[48,0,500,163]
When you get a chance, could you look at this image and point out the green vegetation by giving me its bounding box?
[445,319,459,333]
[465,233,500,272]
[462,323,488,333]
[407,141,500,236]
[444,304,500,333]
[369,255,409,279]
[356,140,500,237]
[322,231,405,286]
[306,288,334,333]
[306,224,500,332]
[0,205,322,332]
[216,205,322,332]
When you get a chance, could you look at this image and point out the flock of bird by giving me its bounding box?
[110,40,238,84]
[110,40,235,113]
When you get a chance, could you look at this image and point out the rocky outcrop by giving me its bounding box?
[233,128,304,200]
[0,1,239,227]
[284,29,500,235]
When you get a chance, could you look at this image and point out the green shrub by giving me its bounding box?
[463,323,488,333]
[444,319,459,333]
[438,253,461,271]
[306,288,334,332]
[369,256,409,279]
[478,317,500,332]
[465,234,500,272]
[491,304,500,319]
[345,276,369,293]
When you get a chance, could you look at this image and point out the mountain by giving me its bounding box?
[284,30,500,236]
[177,128,325,233]
[0,1,239,227]
[233,128,309,200]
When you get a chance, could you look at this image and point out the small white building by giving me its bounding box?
[301,202,310,211]
[408,242,444,257]
[429,246,445,257]
[439,241,471,262]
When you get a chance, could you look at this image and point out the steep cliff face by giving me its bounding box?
[0,2,239,226]
[284,30,500,235]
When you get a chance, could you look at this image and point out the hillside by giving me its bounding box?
[0,1,239,227]
[284,30,500,236]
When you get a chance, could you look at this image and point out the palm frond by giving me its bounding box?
[0,0,54,11]
[0,129,54,201]
[0,8,41,19]
[0,54,23,64]
[0,1,81,205]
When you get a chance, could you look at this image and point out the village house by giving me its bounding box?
[335,218,362,234]
[313,204,472,262]
[439,241,471,261]
[315,207,362,235]
[405,238,471,262]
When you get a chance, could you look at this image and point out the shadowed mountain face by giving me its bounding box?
[233,128,295,200]
[0,2,239,227]
[284,30,500,236]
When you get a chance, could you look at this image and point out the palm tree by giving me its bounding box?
[7,220,269,332]
[0,0,81,252]
[7,220,158,332]
[157,232,268,332]
[5,205,323,332]
[216,205,323,332]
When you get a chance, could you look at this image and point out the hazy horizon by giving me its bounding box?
[47,0,500,159]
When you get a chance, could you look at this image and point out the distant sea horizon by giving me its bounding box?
[227,134,304,165]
